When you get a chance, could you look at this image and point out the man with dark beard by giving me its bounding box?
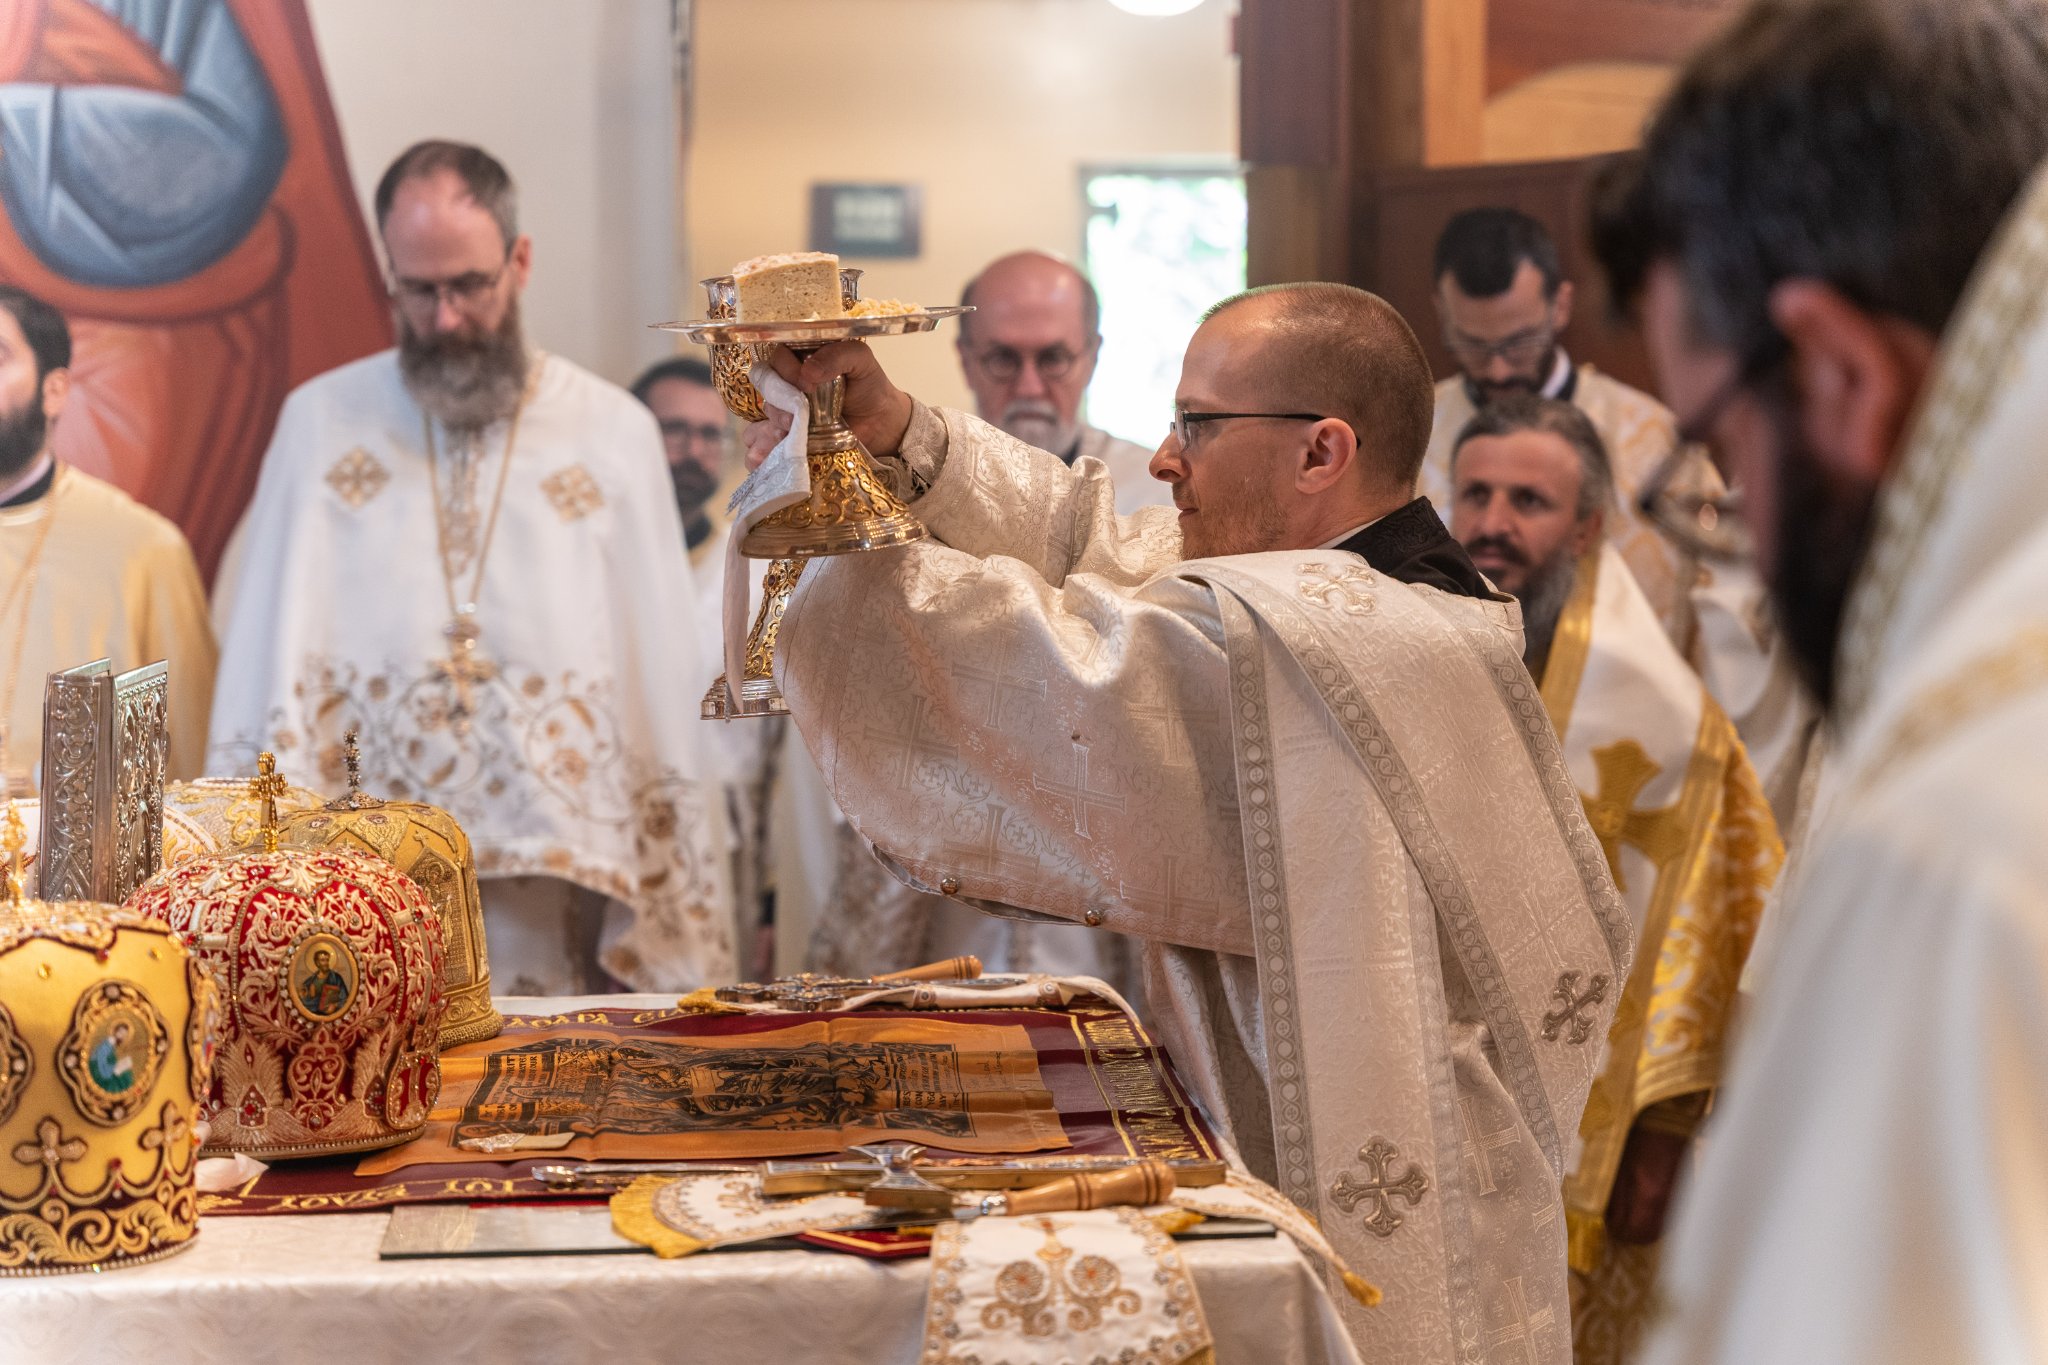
[631,356,730,554]
[210,141,735,997]
[0,285,215,788]
[1450,394,1784,1365]
[1420,211,1817,833]
[1589,1,2048,1360]
[1448,395,1611,678]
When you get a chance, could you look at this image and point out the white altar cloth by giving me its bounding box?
[0,996,1363,1365]
[0,1211,1359,1365]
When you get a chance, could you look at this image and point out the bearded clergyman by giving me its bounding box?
[1590,1,2048,1358]
[1417,210,1816,827]
[1446,393,1782,1365]
[209,140,733,995]
[0,285,215,787]
[746,284,1632,1363]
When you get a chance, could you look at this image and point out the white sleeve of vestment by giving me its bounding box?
[896,403,1183,585]
[1649,811,2048,1364]
[779,410,1250,958]
[1690,560,1819,826]
[204,383,316,772]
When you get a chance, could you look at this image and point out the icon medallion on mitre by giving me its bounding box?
[0,804,219,1274]
[126,756,447,1159]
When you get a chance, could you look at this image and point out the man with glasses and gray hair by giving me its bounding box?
[210,139,735,998]
[1421,207,1815,830]
[956,250,1169,515]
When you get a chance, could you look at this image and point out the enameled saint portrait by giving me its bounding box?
[288,931,359,1024]
[59,980,171,1126]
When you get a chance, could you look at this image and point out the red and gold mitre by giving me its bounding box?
[125,757,447,1159]
[0,805,218,1274]
[278,730,501,1047]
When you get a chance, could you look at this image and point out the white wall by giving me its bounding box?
[305,0,681,389]
[690,0,1238,411]
[303,0,1238,406]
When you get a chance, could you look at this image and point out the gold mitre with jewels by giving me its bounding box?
[276,730,501,1046]
[125,755,448,1159]
[0,805,219,1275]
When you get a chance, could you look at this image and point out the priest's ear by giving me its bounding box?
[1767,280,1937,489]
[37,365,68,425]
[508,234,534,293]
[1294,417,1360,496]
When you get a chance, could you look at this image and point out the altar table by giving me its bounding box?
[0,996,1365,1365]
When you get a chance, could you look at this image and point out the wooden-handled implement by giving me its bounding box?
[888,1160,1177,1225]
[971,1160,1176,1218]
[712,956,984,1010]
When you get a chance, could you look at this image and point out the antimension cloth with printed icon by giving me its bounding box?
[197,1002,1219,1213]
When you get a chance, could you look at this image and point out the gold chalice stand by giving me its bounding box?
[657,278,970,719]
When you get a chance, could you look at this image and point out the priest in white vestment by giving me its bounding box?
[0,287,215,786]
[919,249,1164,985]
[752,283,1632,1363]
[1418,209,1815,825]
[1593,5,2048,1358]
[1446,394,1782,1365]
[210,141,732,995]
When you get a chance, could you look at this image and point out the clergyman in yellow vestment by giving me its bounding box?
[1448,395,1781,1365]
[0,287,215,790]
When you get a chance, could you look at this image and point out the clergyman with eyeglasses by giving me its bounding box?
[1419,208,1816,827]
[209,139,736,999]
[955,251,1171,515]
[740,282,1629,1364]
[1590,2,2048,1360]
[1420,209,1719,641]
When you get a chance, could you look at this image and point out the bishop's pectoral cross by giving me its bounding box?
[434,606,498,741]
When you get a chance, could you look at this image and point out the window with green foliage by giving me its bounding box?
[1082,167,1247,448]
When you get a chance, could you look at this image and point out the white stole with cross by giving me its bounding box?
[778,404,1633,1365]
[1179,553,1630,1365]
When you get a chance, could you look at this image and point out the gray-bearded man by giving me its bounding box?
[747,283,1630,1363]
[210,140,734,996]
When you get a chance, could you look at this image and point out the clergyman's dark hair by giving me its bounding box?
[1592,0,2048,363]
[1451,392,1614,522]
[630,355,716,405]
[375,140,519,246]
[0,287,71,381]
[1433,208,1563,300]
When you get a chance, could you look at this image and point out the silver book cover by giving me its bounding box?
[37,658,170,903]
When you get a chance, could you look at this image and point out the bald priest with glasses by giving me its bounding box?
[210,140,735,998]
[1418,208,1815,827]
[746,282,1631,1365]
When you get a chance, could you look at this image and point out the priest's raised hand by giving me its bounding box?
[762,282,1630,1365]
[742,340,914,469]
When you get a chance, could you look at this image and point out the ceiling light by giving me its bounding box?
[1108,0,1204,16]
